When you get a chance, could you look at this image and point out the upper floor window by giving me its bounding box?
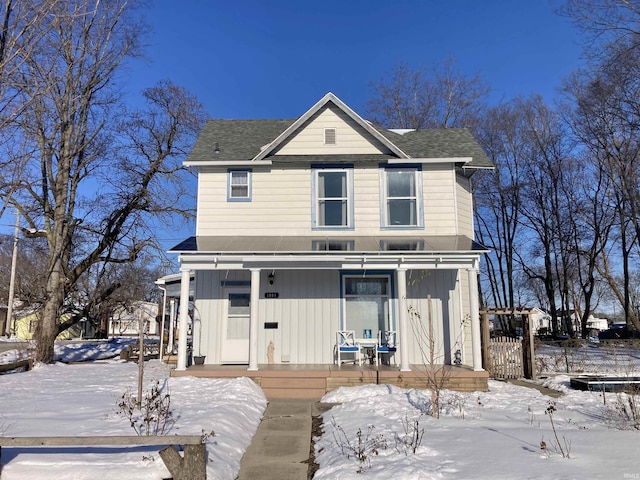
[312,166,353,229]
[228,169,251,202]
[380,166,423,229]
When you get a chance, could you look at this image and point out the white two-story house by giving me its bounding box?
[169,93,492,382]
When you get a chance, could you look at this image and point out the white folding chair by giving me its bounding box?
[336,330,362,366]
[376,330,397,366]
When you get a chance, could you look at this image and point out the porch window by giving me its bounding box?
[380,240,424,251]
[312,167,353,229]
[312,239,354,251]
[380,166,423,228]
[228,169,252,201]
[343,276,391,340]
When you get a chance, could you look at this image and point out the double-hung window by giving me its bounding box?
[228,169,251,201]
[380,166,423,228]
[312,166,353,229]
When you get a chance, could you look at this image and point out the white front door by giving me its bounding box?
[221,288,251,364]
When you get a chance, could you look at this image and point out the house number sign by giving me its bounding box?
[264,292,279,298]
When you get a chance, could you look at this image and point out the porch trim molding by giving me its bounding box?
[396,268,411,371]
[468,266,483,371]
[176,268,191,371]
[248,269,261,371]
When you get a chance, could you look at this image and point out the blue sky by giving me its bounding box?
[2,1,585,252]
[128,0,584,119]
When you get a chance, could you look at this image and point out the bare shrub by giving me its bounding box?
[394,414,425,455]
[604,390,640,430]
[543,401,571,458]
[330,417,387,473]
[117,380,175,436]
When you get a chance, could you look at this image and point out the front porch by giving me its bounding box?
[170,363,489,399]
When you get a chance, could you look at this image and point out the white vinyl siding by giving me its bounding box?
[273,104,393,155]
[455,174,474,237]
[422,164,458,235]
[196,163,466,237]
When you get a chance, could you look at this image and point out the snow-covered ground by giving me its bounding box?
[1,339,640,479]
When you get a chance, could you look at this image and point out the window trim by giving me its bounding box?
[339,271,395,334]
[311,165,354,230]
[227,168,252,202]
[379,164,424,230]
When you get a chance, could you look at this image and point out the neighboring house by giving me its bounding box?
[13,309,96,340]
[169,92,493,372]
[489,307,551,336]
[156,273,196,355]
[108,301,159,338]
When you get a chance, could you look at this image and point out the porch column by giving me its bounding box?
[176,268,191,371]
[468,267,483,371]
[248,268,260,371]
[396,268,411,372]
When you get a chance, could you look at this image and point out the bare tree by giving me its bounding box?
[562,40,640,331]
[559,0,640,55]
[474,102,526,333]
[365,57,489,130]
[4,1,205,363]
[0,0,61,215]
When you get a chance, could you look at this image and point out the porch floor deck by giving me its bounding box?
[170,363,489,399]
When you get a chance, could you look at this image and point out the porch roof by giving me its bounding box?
[170,235,487,254]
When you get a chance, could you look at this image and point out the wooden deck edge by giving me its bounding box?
[170,364,489,398]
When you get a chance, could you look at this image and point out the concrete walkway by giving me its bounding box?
[506,378,563,398]
[238,400,334,480]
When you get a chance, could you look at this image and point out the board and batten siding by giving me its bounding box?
[273,103,393,156]
[194,268,470,367]
[195,270,340,364]
[404,269,463,366]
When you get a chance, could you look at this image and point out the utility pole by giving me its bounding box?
[5,211,19,336]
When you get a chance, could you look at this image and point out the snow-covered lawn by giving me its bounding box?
[1,339,640,479]
[0,346,267,480]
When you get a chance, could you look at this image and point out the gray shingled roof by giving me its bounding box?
[186,118,493,169]
[187,119,294,163]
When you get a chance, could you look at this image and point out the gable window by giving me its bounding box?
[380,166,423,228]
[312,166,353,229]
[228,169,251,201]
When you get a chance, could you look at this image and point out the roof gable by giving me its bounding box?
[252,92,408,161]
[183,93,493,170]
[270,102,395,156]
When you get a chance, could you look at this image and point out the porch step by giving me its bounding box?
[259,376,327,400]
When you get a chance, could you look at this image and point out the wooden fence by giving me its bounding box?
[488,336,524,379]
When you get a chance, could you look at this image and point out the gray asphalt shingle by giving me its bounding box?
[186,112,492,169]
